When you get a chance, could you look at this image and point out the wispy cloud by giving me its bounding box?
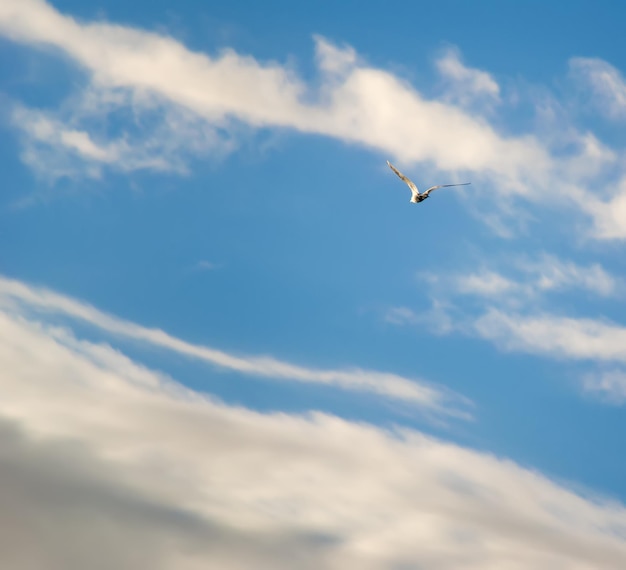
[583,369,626,404]
[10,87,236,180]
[474,309,626,363]
[472,309,626,404]
[415,253,619,314]
[389,301,626,404]
[390,254,626,402]
[435,46,501,107]
[2,305,626,569]
[455,270,519,297]
[384,306,420,326]
[2,1,626,241]
[586,176,626,240]
[0,275,471,418]
[384,302,455,335]
[0,0,547,184]
[570,57,626,120]
[4,0,625,240]
[516,254,618,296]
[193,260,219,272]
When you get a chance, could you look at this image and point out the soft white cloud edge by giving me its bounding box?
[10,89,236,179]
[0,275,471,417]
[387,302,626,404]
[386,254,626,402]
[422,253,619,304]
[435,46,501,107]
[473,310,626,361]
[0,0,543,176]
[2,305,626,569]
[570,57,626,119]
[3,1,626,237]
[583,369,626,404]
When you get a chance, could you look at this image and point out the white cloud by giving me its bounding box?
[586,176,626,240]
[0,275,470,418]
[390,256,626,395]
[0,0,549,187]
[2,304,626,569]
[417,253,618,311]
[440,257,625,365]
[456,270,518,297]
[435,47,501,106]
[583,369,626,404]
[1,1,626,238]
[12,105,119,179]
[517,254,618,297]
[314,34,357,75]
[474,310,626,363]
[570,57,626,119]
[10,88,235,179]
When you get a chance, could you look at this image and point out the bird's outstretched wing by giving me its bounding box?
[422,182,471,197]
[387,160,419,197]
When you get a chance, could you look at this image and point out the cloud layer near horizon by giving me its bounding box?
[2,291,626,569]
[2,0,626,237]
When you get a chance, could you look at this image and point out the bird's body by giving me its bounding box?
[386,161,471,203]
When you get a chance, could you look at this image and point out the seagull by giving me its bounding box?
[387,161,471,204]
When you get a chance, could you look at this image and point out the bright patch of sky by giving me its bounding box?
[2,1,626,568]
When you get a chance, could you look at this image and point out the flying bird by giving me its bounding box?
[387,161,471,203]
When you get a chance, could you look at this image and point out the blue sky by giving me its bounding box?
[3,1,626,568]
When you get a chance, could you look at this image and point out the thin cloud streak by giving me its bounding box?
[0,275,471,417]
[474,309,626,363]
[444,255,619,306]
[408,254,620,329]
[388,255,626,403]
